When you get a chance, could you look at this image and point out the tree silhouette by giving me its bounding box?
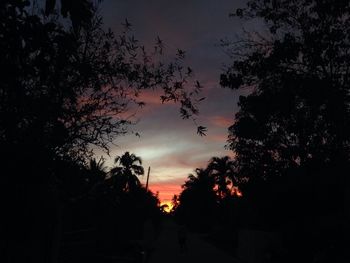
[110,152,145,192]
[44,0,96,30]
[175,156,242,231]
[176,168,217,231]
[87,157,107,182]
[207,156,236,198]
[84,157,110,199]
[183,168,216,191]
[221,1,349,218]
[221,0,350,181]
[170,194,179,214]
[220,0,347,261]
[0,0,204,171]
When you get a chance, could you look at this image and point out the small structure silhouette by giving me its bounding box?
[177,224,188,253]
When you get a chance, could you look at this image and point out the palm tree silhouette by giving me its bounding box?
[87,157,107,182]
[179,168,217,230]
[86,157,109,197]
[207,156,236,198]
[111,152,145,192]
[183,168,215,190]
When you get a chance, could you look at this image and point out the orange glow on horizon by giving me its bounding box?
[149,183,182,202]
[148,182,243,203]
[160,201,174,213]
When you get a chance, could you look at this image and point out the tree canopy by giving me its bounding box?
[175,156,241,231]
[0,0,205,182]
[221,0,350,182]
[110,151,144,192]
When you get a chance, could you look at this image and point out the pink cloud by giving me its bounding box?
[206,133,228,142]
[137,89,164,105]
[149,181,183,201]
[208,115,233,127]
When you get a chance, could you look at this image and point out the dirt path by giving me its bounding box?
[149,219,239,263]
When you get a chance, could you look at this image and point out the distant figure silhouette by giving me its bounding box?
[177,225,188,253]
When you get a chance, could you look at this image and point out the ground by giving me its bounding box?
[149,219,239,263]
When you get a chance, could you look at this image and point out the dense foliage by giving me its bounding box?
[218,0,347,261]
[174,156,240,232]
[221,0,350,181]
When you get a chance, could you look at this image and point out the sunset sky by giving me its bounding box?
[98,0,248,201]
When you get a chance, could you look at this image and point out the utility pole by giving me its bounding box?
[146,166,151,191]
